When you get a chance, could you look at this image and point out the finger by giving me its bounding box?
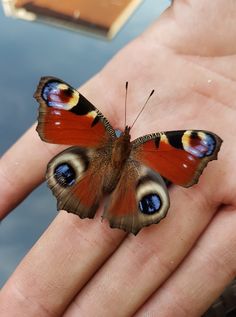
[63,184,222,317]
[0,124,62,219]
[158,0,236,56]
[135,205,236,317]
[0,211,125,317]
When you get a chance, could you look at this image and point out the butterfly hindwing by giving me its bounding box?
[132,130,223,187]
[46,143,170,235]
[46,146,106,219]
[103,162,170,235]
[34,77,115,146]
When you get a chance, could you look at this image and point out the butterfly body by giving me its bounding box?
[111,126,131,169]
[35,77,222,235]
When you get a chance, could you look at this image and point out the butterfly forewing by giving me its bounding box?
[34,76,115,146]
[132,130,222,187]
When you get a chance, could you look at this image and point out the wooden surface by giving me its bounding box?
[14,0,143,38]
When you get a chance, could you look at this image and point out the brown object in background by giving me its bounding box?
[7,0,143,38]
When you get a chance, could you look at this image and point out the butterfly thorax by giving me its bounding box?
[111,126,131,169]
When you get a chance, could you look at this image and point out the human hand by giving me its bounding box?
[1,0,236,316]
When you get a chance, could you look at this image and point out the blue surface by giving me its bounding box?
[0,0,170,286]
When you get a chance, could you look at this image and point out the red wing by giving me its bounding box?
[103,163,169,235]
[132,130,223,187]
[34,76,115,146]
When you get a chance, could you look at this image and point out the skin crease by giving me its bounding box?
[0,0,236,316]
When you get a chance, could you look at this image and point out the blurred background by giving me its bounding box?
[0,0,170,287]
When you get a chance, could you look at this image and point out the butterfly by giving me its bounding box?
[34,76,223,235]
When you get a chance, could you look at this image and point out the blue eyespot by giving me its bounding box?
[42,81,73,109]
[202,134,216,156]
[187,133,216,158]
[54,163,76,187]
[43,82,60,105]
[139,194,161,215]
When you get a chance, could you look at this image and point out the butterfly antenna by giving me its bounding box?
[130,89,155,130]
[124,81,128,129]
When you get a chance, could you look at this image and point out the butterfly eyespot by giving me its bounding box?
[54,163,76,187]
[182,131,216,158]
[201,133,216,156]
[139,193,162,215]
[42,81,79,110]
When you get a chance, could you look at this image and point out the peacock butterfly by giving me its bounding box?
[34,76,222,235]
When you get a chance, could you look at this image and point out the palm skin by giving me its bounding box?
[0,1,236,316]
